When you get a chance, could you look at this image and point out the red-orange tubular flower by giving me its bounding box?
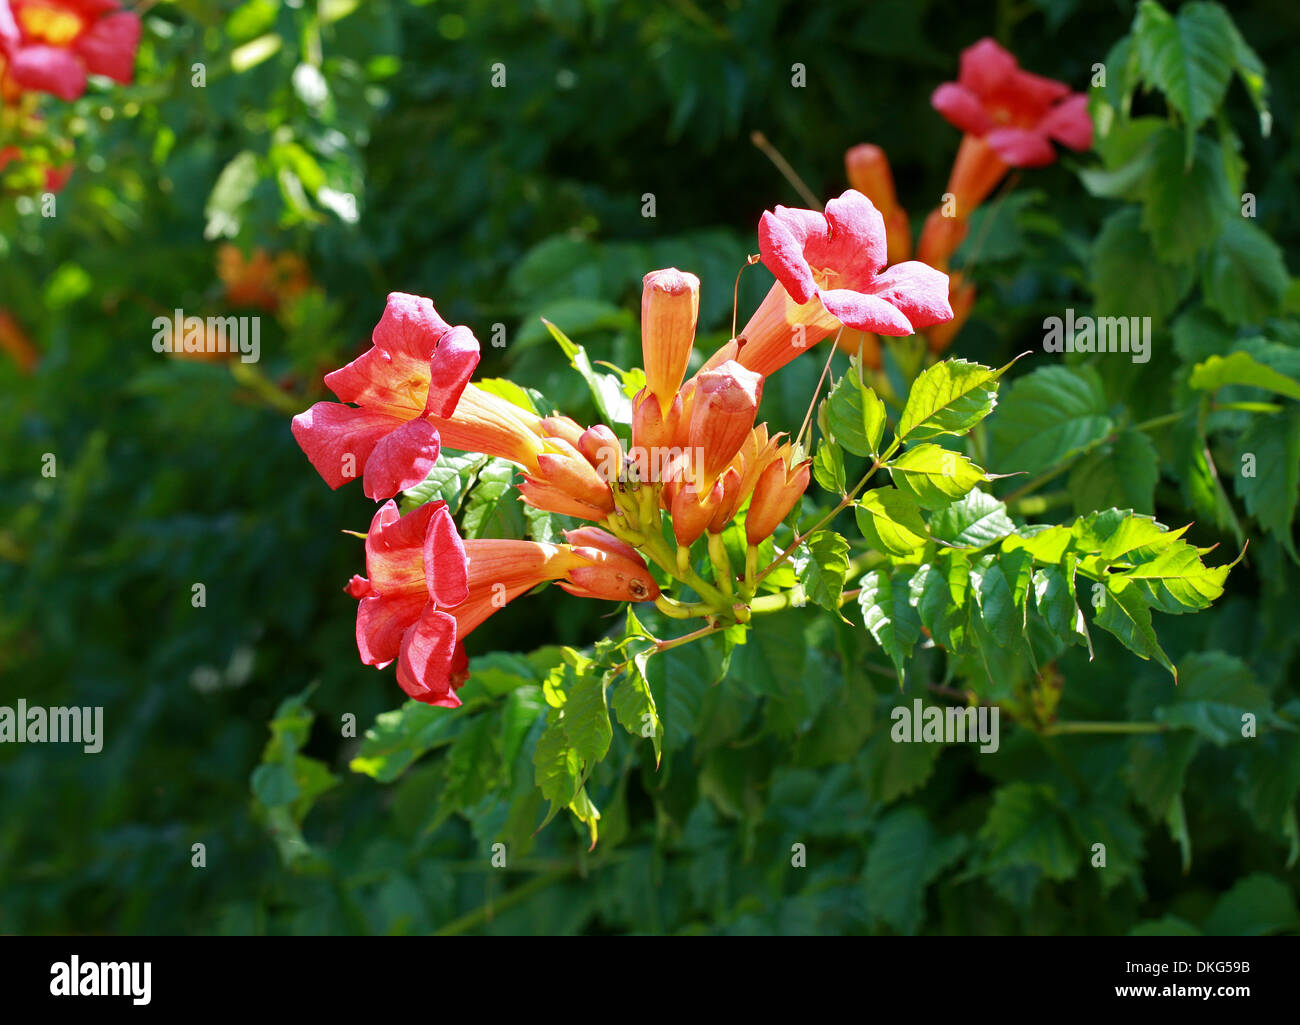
[293,292,479,500]
[745,444,812,547]
[641,268,699,414]
[348,506,658,707]
[0,0,141,102]
[348,499,470,707]
[931,37,1092,212]
[706,190,952,380]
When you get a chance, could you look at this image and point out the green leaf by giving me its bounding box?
[350,701,469,783]
[1200,218,1289,325]
[990,366,1113,477]
[541,317,632,425]
[857,570,921,683]
[897,358,1006,442]
[811,436,846,494]
[1138,128,1232,263]
[1068,429,1159,515]
[889,444,987,510]
[563,670,612,772]
[400,449,488,516]
[824,357,887,456]
[204,151,260,240]
[461,458,523,539]
[533,718,581,815]
[1119,540,1235,613]
[863,808,966,935]
[1032,565,1090,650]
[612,664,662,766]
[1133,0,1236,157]
[907,560,966,650]
[1202,874,1299,936]
[1190,351,1300,402]
[969,551,1030,648]
[928,490,1017,550]
[1154,651,1271,745]
[855,488,929,555]
[978,783,1080,882]
[1091,208,1194,328]
[793,530,852,616]
[1092,576,1177,681]
[1236,407,1300,560]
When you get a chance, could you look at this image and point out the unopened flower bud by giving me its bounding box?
[641,268,700,412]
[671,477,725,548]
[687,360,762,489]
[578,424,622,481]
[745,450,811,546]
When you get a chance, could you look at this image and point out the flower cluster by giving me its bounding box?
[0,0,140,102]
[294,190,954,706]
[841,37,1092,357]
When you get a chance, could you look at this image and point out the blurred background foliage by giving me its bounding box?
[2,0,1299,935]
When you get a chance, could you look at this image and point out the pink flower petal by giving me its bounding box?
[1010,68,1072,111]
[356,591,427,666]
[325,292,454,414]
[820,189,889,281]
[931,82,995,136]
[868,262,955,331]
[817,289,914,336]
[424,502,469,608]
[424,324,479,417]
[362,416,441,500]
[365,499,442,594]
[9,44,86,101]
[291,401,404,489]
[1040,94,1093,151]
[958,38,1018,97]
[758,207,822,304]
[75,11,140,83]
[396,606,462,705]
[985,127,1057,168]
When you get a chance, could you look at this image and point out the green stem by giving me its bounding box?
[1040,720,1167,736]
[434,870,568,937]
[755,440,897,586]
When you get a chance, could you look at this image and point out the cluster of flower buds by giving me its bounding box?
[841,38,1092,355]
[293,189,957,705]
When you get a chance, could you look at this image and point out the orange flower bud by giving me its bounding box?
[578,424,622,481]
[927,273,976,355]
[538,414,586,450]
[708,465,744,533]
[531,439,615,514]
[670,477,725,548]
[736,424,782,500]
[745,449,811,546]
[562,526,641,563]
[945,133,1009,218]
[560,532,660,602]
[641,268,700,412]
[687,360,762,489]
[516,478,612,521]
[631,388,684,484]
[917,209,969,271]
